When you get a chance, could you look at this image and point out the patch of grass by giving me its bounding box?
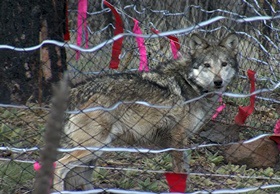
[118,171,138,190]
[0,161,34,193]
[205,150,224,165]
[0,108,47,148]
[142,153,172,171]
[0,108,46,193]
[138,177,164,192]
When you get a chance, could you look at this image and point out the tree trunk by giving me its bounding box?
[0,0,67,104]
[38,0,67,104]
[0,1,41,104]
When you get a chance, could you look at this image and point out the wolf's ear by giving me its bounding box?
[220,34,238,54]
[189,34,209,55]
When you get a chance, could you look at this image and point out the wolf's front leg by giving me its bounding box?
[63,161,94,191]
[170,125,189,173]
[171,150,188,172]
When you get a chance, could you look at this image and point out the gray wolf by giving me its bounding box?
[52,33,239,191]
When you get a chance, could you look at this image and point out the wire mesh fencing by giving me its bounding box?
[0,0,280,193]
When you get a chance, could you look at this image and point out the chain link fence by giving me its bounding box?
[0,0,280,193]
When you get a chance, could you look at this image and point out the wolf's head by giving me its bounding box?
[188,34,239,93]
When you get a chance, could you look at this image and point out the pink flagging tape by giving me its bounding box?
[212,95,226,120]
[212,103,226,120]
[104,0,124,69]
[34,161,57,192]
[167,35,180,59]
[169,40,179,59]
[76,0,88,60]
[151,28,180,60]
[235,70,256,125]
[270,119,280,150]
[274,119,280,134]
[151,28,159,34]
[133,19,149,72]
[33,161,56,171]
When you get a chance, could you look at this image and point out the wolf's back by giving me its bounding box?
[68,74,180,111]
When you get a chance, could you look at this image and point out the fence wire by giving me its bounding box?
[0,0,280,194]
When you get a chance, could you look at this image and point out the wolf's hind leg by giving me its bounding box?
[53,109,115,191]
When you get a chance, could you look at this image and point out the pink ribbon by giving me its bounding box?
[104,0,124,69]
[274,119,280,134]
[235,70,256,125]
[212,96,226,120]
[151,28,180,59]
[270,119,280,150]
[167,36,180,59]
[133,19,148,72]
[76,0,88,60]
[33,161,56,172]
[151,28,159,34]
[34,161,57,192]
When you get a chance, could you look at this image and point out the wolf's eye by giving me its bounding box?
[204,63,211,68]
[222,62,228,67]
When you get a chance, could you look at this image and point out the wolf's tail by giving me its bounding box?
[33,74,70,194]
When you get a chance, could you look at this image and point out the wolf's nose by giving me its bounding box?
[214,80,223,87]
